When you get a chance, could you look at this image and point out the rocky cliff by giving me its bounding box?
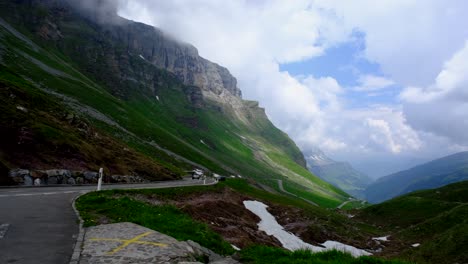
[0,0,347,206]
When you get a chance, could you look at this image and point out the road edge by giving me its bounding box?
[69,191,90,264]
[67,178,218,264]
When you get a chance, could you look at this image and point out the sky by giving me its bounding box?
[117,0,468,178]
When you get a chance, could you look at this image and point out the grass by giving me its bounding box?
[75,179,381,260]
[76,190,235,256]
[359,181,468,264]
[239,246,411,264]
[0,2,351,207]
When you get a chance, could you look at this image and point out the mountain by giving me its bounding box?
[0,0,349,206]
[365,151,468,203]
[305,149,372,198]
[359,180,468,264]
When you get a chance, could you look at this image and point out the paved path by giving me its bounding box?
[277,179,318,206]
[0,178,215,264]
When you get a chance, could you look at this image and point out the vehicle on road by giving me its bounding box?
[191,169,204,179]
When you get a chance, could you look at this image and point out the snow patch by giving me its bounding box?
[372,236,389,242]
[139,54,145,60]
[231,244,241,251]
[243,200,371,257]
[412,243,420,248]
[155,95,160,101]
[200,139,207,146]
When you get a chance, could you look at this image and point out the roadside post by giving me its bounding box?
[97,168,103,191]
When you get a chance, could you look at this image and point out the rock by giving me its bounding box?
[210,258,240,264]
[30,170,47,179]
[48,176,58,185]
[83,171,98,182]
[23,175,33,186]
[45,169,71,178]
[76,177,84,184]
[67,177,76,185]
[80,223,240,264]
[16,105,28,113]
[11,176,24,184]
[8,169,30,178]
[34,178,41,186]
[72,171,84,177]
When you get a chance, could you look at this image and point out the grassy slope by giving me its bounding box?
[0,1,349,207]
[76,179,410,263]
[359,181,468,264]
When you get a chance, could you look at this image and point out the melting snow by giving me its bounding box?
[231,244,241,251]
[373,236,389,241]
[243,200,371,257]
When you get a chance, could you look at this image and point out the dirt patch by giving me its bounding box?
[130,186,384,253]
[172,188,282,249]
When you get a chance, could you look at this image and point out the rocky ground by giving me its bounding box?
[125,187,384,253]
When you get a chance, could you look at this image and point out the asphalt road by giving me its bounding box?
[0,178,214,264]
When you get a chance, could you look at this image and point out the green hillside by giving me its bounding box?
[365,151,468,203]
[359,181,468,264]
[0,0,348,206]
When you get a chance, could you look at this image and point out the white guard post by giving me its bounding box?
[97,168,103,191]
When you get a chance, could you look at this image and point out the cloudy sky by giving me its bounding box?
[117,0,468,178]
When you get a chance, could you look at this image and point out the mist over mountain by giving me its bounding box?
[0,0,348,206]
[305,148,372,199]
[365,151,468,203]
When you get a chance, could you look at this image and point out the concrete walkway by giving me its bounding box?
[78,222,238,264]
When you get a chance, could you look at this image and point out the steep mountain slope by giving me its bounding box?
[306,149,372,198]
[359,181,468,264]
[365,151,468,203]
[0,0,349,206]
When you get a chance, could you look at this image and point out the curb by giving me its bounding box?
[69,191,90,264]
[67,178,217,264]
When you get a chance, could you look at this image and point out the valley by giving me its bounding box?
[0,1,467,264]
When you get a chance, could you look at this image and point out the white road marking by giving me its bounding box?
[0,191,80,197]
[0,223,10,239]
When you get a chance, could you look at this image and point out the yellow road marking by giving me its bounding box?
[89,231,168,255]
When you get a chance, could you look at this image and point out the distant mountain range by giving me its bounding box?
[306,149,372,198]
[365,151,468,203]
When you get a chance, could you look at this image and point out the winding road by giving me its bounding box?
[0,178,214,264]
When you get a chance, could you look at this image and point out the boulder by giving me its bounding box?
[83,171,98,182]
[23,175,33,186]
[67,177,76,185]
[8,169,30,178]
[76,177,84,184]
[45,169,71,178]
[48,176,58,185]
[30,170,47,179]
[34,178,41,186]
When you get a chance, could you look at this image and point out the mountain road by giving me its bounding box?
[0,178,215,264]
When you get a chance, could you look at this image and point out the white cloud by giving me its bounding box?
[117,0,468,176]
[353,75,394,92]
[401,41,468,144]
[316,0,468,86]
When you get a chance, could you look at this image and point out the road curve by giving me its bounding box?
[277,179,318,206]
[0,178,215,264]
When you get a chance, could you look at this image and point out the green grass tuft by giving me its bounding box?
[76,190,235,256]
